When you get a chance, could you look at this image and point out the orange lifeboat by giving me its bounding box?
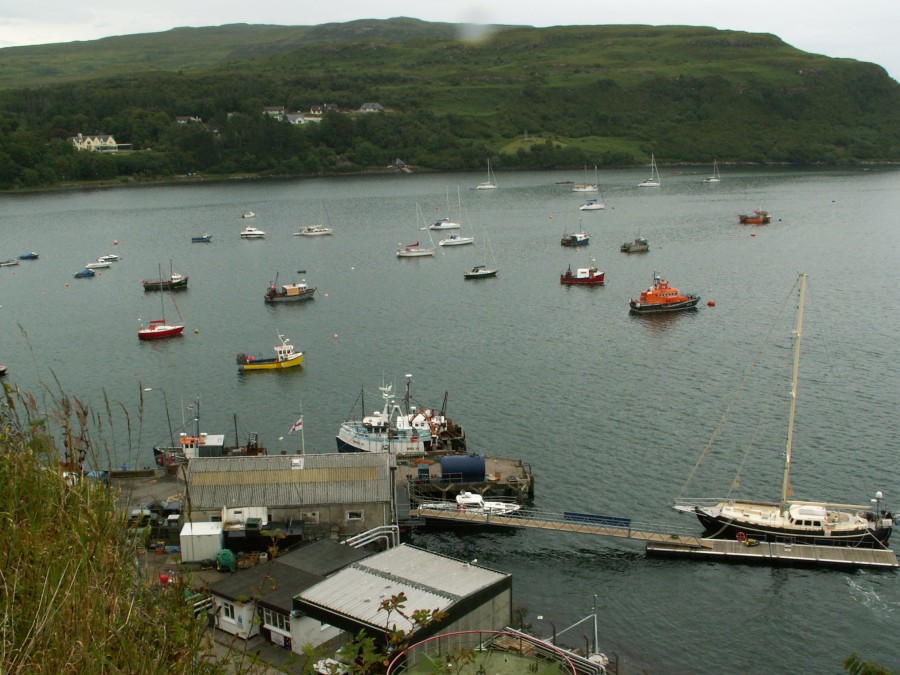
[629,273,700,314]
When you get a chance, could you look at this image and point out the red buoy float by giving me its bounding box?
[707,300,716,307]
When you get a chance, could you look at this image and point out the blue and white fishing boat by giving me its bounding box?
[336,379,466,455]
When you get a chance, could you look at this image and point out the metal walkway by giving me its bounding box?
[411,505,709,548]
[410,505,899,569]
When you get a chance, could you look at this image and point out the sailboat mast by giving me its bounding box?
[781,273,807,506]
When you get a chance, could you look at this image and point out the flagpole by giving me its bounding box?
[300,414,305,455]
[299,401,305,455]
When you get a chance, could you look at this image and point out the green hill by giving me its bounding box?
[0,19,897,189]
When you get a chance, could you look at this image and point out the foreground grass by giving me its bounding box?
[0,386,229,674]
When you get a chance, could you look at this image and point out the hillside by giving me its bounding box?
[0,19,465,90]
[0,19,897,189]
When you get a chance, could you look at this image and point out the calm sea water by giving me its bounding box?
[2,166,899,673]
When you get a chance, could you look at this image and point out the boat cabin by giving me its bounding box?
[788,504,827,528]
[278,282,308,297]
[274,341,296,362]
[180,432,226,459]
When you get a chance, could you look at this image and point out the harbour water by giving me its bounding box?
[1,165,899,673]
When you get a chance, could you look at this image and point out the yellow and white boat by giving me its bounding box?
[236,334,304,371]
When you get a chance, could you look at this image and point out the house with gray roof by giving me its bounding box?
[209,539,375,652]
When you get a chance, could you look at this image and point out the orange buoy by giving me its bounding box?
[707,300,716,307]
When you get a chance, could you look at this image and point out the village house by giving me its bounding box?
[175,116,203,124]
[358,102,384,113]
[262,106,285,120]
[68,133,122,152]
[207,539,374,652]
[285,113,322,125]
[309,103,338,115]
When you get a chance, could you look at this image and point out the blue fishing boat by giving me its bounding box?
[73,268,95,278]
[18,252,39,260]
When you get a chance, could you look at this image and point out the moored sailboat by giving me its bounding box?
[703,159,721,183]
[464,225,497,279]
[397,204,436,257]
[475,159,498,190]
[138,280,185,340]
[638,154,661,188]
[673,274,894,548]
[571,165,599,193]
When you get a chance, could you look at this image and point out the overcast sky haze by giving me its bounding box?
[0,1,897,82]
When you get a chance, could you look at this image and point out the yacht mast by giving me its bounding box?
[781,273,807,507]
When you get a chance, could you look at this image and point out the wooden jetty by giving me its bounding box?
[411,507,899,570]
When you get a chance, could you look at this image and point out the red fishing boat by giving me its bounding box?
[738,210,772,225]
[629,273,700,313]
[560,260,605,286]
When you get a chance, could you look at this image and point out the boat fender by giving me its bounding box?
[735,531,747,543]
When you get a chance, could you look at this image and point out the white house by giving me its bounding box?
[68,133,120,152]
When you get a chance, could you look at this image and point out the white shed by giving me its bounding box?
[180,522,224,562]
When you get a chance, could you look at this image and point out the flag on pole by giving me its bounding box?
[289,415,303,433]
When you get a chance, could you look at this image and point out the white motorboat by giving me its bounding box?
[579,198,605,211]
[419,491,521,517]
[240,225,266,239]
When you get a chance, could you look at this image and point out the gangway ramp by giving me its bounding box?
[410,505,899,569]
[411,505,709,548]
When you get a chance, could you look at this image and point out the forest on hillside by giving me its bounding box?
[0,21,898,190]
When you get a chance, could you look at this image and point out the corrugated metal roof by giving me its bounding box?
[297,544,509,631]
[185,453,393,508]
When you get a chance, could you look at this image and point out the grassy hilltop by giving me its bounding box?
[0,19,897,189]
